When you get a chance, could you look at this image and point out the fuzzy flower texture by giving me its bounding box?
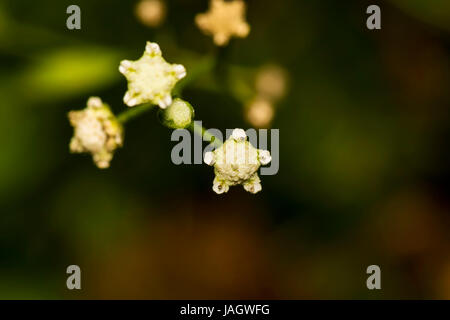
[204,129,271,194]
[68,97,123,169]
[119,42,186,108]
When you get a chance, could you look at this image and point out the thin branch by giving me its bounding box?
[188,121,223,149]
[117,53,222,150]
[117,103,154,124]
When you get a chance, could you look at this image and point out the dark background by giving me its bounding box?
[0,0,449,299]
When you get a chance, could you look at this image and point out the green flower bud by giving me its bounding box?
[158,98,195,129]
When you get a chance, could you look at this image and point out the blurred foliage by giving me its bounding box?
[0,0,449,299]
[389,0,450,32]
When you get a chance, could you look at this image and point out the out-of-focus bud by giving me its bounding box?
[255,65,288,102]
[195,0,250,46]
[245,96,274,128]
[135,0,166,28]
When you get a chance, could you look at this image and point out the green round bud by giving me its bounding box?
[158,98,195,129]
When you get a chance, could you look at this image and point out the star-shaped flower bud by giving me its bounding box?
[195,0,250,46]
[68,97,123,169]
[204,128,271,194]
[119,41,186,109]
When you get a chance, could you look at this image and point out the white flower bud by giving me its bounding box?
[243,178,262,194]
[68,97,123,169]
[206,128,268,194]
[120,41,186,108]
[159,94,172,109]
[258,149,271,165]
[204,151,215,165]
[145,41,161,55]
[231,128,247,141]
[87,96,103,108]
[173,64,187,79]
[119,60,133,74]
[213,178,229,194]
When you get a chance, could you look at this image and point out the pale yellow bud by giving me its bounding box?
[195,0,250,46]
[255,65,288,101]
[135,0,166,28]
[246,97,274,128]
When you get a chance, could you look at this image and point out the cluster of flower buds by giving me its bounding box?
[246,65,289,128]
[68,2,275,195]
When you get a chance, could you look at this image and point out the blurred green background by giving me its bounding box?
[0,0,449,299]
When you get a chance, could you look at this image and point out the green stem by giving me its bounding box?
[117,53,222,148]
[173,55,217,96]
[117,103,154,124]
[118,54,216,124]
[188,122,223,149]
[178,54,222,148]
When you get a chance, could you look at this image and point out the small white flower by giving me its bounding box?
[213,177,230,194]
[68,97,123,169]
[258,150,272,165]
[204,128,271,194]
[119,41,186,109]
[145,41,161,55]
[87,96,103,108]
[118,60,132,75]
[243,175,262,194]
[204,151,215,165]
[159,94,172,109]
[231,128,247,141]
[173,64,187,79]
